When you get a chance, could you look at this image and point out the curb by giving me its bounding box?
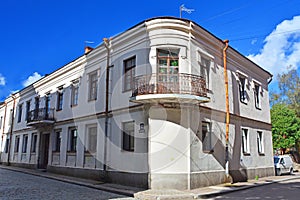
[197,175,300,199]
[0,165,134,197]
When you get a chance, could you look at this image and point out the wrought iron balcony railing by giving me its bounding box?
[131,73,208,97]
[27,108,55,123]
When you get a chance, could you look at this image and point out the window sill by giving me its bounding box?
[71,104,78,108]
[255,106,262,110]
[203,149,214,154]
[243,152,251,156]
[121,149,134,152]
[88,99,97,102]
[240,100,248,105]
[259,153,265,156]
[67,151,76,155]
[52,151,60,154]
[84,151,96,156]
[56,109,62,112]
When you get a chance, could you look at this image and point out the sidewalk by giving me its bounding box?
[134,172,300,200]
[1,164,299,200]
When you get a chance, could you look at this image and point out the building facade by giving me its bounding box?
[0,17,274,190]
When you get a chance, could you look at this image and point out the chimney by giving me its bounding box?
[84,46,94,54]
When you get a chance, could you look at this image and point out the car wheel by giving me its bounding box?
[290,168,293,175]
[276,168,281,176]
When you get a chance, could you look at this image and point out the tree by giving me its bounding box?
[271,104,300,154]
[276,69,300,117]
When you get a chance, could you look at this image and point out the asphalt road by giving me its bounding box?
[212,176,300,200]
[0,168,127,200]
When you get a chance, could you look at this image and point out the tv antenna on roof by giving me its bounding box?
[180,4,195,18]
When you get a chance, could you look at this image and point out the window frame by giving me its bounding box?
[14,135,20,153]
[22,134,28,153]
[157,49,179,84]
[31,133,38,153]
[17,104,23,123]
[239,76,247,104]
[85,125,97,154]
[4,138,9,153]
[68,127,78,152]
[53,130,62,152]
[123,56,136,92]
[257,131,264,155]
[201,121,213,153]
[71,82,79,107]
[122,121,135,152]
[25,100,31,121]
[242,128,250,155]
[88,72,98,101]
[56,89,64,111]
[254,84,261,109]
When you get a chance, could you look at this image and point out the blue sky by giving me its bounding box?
[1,0,300,101]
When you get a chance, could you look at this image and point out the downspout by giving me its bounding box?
[7,95,16,166]
[223,40,230,178]
[103,38,111,173]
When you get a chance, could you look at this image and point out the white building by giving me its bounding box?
[0,17,274,190]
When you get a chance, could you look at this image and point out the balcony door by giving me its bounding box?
[157,49,179,93]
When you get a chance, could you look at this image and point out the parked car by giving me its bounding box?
[274,155,294,176]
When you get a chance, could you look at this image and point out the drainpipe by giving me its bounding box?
[223,40,230,178]
[103,38,111,172]
[7,95,16,166]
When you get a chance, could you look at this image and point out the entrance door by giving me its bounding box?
[38,133,50,169]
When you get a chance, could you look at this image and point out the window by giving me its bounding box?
[4,138,9,153]
[14,136,20,153]
[242,129,250,154]
[0,116,3,129]
[34,97,39,119]
[25,101,31,121]
[68,128,77,152]
[124,56,136,91]
[53,130,61,152]
[85,126,97,154]
[157,49,179,84]
[201,121,213,153]
[122,121,135,152]
[239,77,247,103]
[257,131,264,154]
[254,84,261,109]
[44,95,51,119]
[56,90,63,111]
[17,104,22,123]
[88,72,98,101]
[71,82,79,107]
[31,133,38,153]
[200,56,210,88]
[22,135,28,153]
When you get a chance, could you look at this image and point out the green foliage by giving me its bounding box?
[271,104,300,150]
[271,69,300,117]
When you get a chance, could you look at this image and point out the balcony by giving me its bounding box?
[27,108,55,127]
[130,73,210,104]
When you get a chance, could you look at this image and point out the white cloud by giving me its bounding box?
[247,15,300,76]
[251,38,257,45]
[0,74,5,86]
[22,72,43,87]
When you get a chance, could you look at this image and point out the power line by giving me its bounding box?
[230,28,300,42]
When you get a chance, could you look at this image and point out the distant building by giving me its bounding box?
[0,17,274,189]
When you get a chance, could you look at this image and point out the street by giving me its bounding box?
[212,175,300,200]
[0,168,127,200]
